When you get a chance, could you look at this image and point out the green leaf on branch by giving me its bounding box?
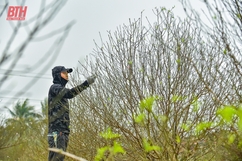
[181,123,190,131]
[228,134,236,145]
[100,127,120,139]
[217,106,237,123]
[238,140,242,148]
[95,146,109,161]
[176,135,181,143]
[140,96,157,112]
[176,59,181,64]
[192,98,199,112]
[196,122,212,133]
[171,95,184,102]
[112,141,126,154]
[236,13,241,19]
[134,113,145,123]
[223,49,227,54]
[236,107,242,131]
[128,60,133,65]
[143,139,161,152]
[158,115,167,122]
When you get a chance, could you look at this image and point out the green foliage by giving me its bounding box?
[176,135,181,143]
[128,60,133,65]
[40,98,48,118]
[216,105,242,133]
[140,96,158,113]
[181,123,190,131]
[227,133,236,144]
[158,114,167,122]
[191,97,200,112]
[95,128,125,161]
[100,127,121,140]
[223,49,227,54]
[142,138,161,153]
[176,59,181,64]
[4,99,41,125]
[237,107,242,131]
[171,95,185,102]
[195,122,212,134]
[217,105,237,123]
[0,99,48,161]
[134,113,145,124]
[95,146,109,161]
[236,13,241,19]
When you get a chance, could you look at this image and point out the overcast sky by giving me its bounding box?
[0,0,203,117]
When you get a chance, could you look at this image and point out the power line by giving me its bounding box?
[0,68,52,79]
[0,68,51,75]
[0,73,52,79]
[0,69,51,107]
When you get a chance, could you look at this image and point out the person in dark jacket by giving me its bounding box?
[48,66,96,161]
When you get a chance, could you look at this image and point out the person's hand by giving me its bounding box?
[86,75,96,85]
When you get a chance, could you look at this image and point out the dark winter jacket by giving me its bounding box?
[48,66,89,134]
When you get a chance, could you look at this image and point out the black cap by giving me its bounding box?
[62,67,73,73]
[52,66,73,74]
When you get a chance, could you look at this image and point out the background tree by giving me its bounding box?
[0,99,42,160]
[0,0,75,107]
[0,98,49,161]
[4,98,41,125]
[40,98,48,118]
[180,0,242,160]
[66,7,238,160]
[0,0,75,160]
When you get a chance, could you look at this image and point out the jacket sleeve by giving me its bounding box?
[51,81,89,99]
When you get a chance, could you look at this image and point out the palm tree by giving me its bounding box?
[40,98,48,118]
[4,99,41,125]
